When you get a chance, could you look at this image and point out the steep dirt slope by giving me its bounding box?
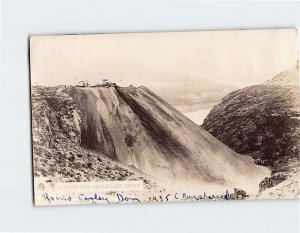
[31,86,164,196]
[66,85,269,193]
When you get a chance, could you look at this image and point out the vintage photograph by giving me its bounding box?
[30,29,299,205]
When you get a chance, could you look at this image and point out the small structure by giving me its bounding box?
[76,80,89,87]
[102,79,109,85]
[96,79,116,88]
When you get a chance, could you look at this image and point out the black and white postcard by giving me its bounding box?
[30,29,299,205]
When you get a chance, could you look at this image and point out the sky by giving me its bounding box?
[30,28,299,88]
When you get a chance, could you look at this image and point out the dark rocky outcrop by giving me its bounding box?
[202,67,300,166]
[31,86,82,148]
[256,157,299,199]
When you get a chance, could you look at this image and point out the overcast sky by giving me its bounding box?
[30,28,298,88]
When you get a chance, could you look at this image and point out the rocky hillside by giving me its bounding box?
[202,67,300,166]
[256,157,299,200]
[31,86,164,198]
[63,85,268,194]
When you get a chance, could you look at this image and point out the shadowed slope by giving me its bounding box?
[66,85,269,193]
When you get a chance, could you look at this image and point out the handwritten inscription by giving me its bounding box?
[42,193,72,204]
[117,193,140,203]
[181,190,232,201]
[148,194,171,202]
[41,190,234,205]
[78,193,110,204]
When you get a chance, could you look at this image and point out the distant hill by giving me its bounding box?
[149,79,236,112]
[264,67,299,87]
